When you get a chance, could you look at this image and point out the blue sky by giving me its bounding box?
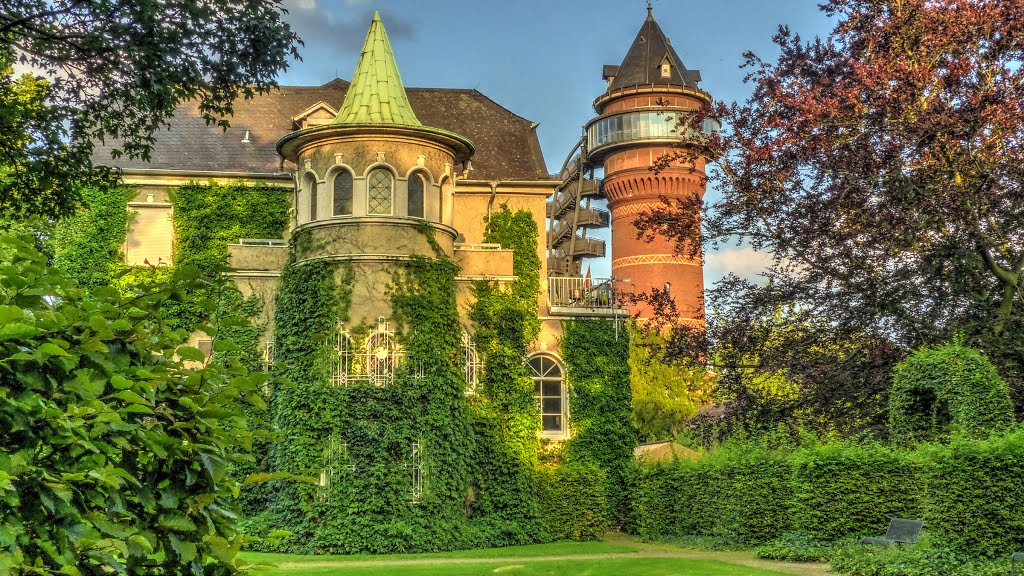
[277,0,836,286]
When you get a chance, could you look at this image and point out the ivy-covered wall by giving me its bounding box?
[561,319,637,528]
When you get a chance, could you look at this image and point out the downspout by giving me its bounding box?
[486,180,499,221]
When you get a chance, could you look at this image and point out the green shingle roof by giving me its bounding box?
[333,11,422,127]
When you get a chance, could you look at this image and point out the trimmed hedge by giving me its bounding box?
[790,441,924,540]
[634,431,1024,557]
[536,464,607,541]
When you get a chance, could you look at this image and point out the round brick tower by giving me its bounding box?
[588,6,711,324]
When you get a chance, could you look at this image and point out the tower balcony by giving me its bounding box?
[547,276,627,317]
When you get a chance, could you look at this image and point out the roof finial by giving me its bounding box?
[647,0,653,18]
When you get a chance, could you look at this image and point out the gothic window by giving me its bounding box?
[365,321,397,386]
[528,354,565,435]
[367,168,394,215]
[407,171,427,218]
[333,169,353,216]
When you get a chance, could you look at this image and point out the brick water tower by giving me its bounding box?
[588,5,712,325]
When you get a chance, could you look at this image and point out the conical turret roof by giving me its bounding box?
[333,11,422,126]
[607,6,701,91]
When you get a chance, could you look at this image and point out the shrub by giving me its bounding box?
[0,235,269,574]
[536,464,607,541]
[755,532,840,562]
[790,440,924,540]
[890,344,1014,442]
[921,429,1024,555]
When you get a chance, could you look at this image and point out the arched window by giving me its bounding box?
[437,179,447,223]
[462,330,481,395]
[303,173,318,221]
[333,169,353,216]
[367,168,394,215]
[528,354,565,435]
[407,172,427,218]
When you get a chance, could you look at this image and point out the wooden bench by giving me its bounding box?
[860,518,924,546]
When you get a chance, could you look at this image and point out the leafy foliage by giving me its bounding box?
[628,328,712,442]
[890,344,1015,443]
[643,0,1024,420]
[0,1,300,217]
[535,464,607,541]
[51,184,137,291]
[0,233,268,574]
[561,319,636,527]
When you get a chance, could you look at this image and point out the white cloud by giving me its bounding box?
[704,245,772,286]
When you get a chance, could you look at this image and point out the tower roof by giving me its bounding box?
[606,6,701,91]
[333,11,422,126]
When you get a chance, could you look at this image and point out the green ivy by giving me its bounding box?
[51,184,136,291]
[890,343,1015,443]
[561,318,636,528]
[536,464,607,541]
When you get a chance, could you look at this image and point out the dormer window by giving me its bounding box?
[660,57,671,79]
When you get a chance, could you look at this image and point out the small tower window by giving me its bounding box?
[333,169,353,216]
[408,171,426,219]
[661,62,671,78]
[368,168,394,215]
[303,173,318,222]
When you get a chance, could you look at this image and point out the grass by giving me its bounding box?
[240,540,639,565]
[248,557,792,576]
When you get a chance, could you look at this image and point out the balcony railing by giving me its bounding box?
[547,276,626,317]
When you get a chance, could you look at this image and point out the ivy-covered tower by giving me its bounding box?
[277,10,473,325]
[588,6,712,325]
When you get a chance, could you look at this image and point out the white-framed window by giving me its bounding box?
[461,330,481,395]
[367,168,394,215]
[528,354,566,435]
[317,432,351,503]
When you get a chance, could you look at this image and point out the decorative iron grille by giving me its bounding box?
[317,433,349,502]
[461,330,481,395]
[262,340,274,372]
[326,317,407,387]
[407,441,423,504]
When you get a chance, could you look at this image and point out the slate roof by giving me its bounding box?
[333,11,422,127]
[91,79,551,181]
[607,8,702,91]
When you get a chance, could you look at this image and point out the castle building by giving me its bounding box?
[92,8,711,541]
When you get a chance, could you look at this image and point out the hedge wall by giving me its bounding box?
[634,431,1024,556]
[536,464,607,541]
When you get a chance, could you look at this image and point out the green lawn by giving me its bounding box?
[240,540,638,565]
[248,557,789,576]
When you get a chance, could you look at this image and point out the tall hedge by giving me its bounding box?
[790,441,924,540]
[921,430,1024,555]
[536,464,607,541]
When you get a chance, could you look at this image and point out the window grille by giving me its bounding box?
[262,340,274,372]
[407,441,423,504]
[318,433,348,502]
[326,317,406,387]
[461,330,481,395]
[367,168,394,215]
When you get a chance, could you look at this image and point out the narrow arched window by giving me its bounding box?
[528,354,565,435]
[367,168,394,215]
[303,173,318,222]
[407,172,426,218]
[333,170,353,216]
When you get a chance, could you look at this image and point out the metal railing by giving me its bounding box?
[548,276,619,310]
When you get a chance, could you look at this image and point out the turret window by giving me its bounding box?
[303,173,318,221]
[408,172,427,219]
[368,168,394,215]
[333,169,353,216]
